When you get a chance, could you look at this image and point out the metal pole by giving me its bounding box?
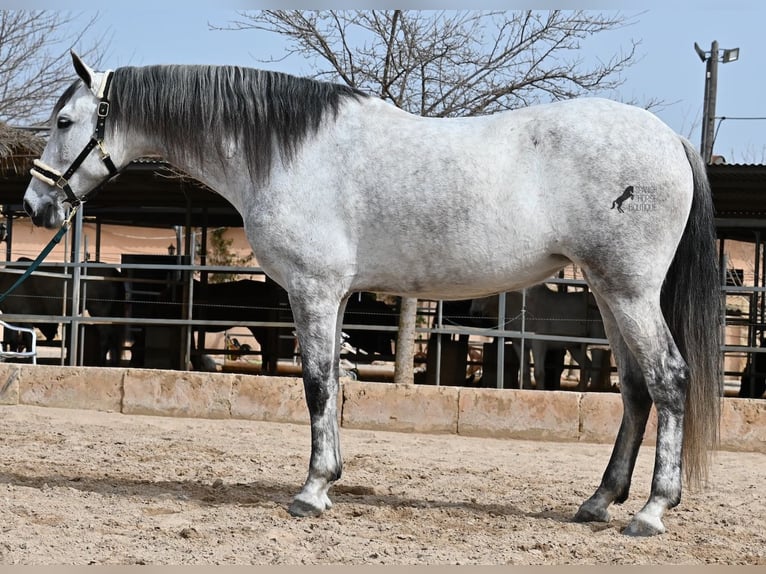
[722,253,734,391]
[95,221,102,262]
[5,215,12,262]
[68,207,84,366]
[750,233,761,394]
[182,230,196,370]
[180,192,193,369]
[519,288,527,389]
[79,235,90,365]
[174,225,183,263]
[183,195,193,262]
[496,291,506,389]
[701,40,719,163]
[752,233,761,349]
[184,260,195,371]
[761,241,766,341]
[198,213,209,363]
[434,300,442,387]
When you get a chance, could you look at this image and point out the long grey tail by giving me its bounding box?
[661,137,723,487]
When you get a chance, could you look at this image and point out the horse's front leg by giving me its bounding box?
[287,287,348,517]
[510,339,533,389]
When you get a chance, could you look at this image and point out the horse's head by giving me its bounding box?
[24,52,122,228]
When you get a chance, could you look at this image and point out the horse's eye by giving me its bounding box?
[56,117,73,130]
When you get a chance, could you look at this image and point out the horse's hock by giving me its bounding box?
[0,363,762,453]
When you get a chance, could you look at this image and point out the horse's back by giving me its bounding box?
[356,99,689,296]
[249,96,694,300]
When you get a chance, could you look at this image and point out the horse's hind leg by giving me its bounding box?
[574,292,651,523]
[576,288,688,536]
[287,285,349,517]
[567,344,593,391]
[531,340,548,390]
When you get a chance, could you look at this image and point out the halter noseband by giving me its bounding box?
[30,70,118,208]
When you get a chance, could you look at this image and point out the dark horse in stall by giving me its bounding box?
[189,280,399,373]
[341,292,399,360]
[190,278,284,373]
[0,258,126,365]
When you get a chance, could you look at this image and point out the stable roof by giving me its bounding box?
[0,135,765,234]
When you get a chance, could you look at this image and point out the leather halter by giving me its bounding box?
[30,70,118,208]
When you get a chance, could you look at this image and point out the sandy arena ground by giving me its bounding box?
[0,404,762,565]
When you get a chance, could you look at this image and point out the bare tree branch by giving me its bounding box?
[219,10,645,118]
[228,12,642,121]
[0,11,108,126]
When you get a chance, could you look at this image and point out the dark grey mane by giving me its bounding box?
[109,65,365,182]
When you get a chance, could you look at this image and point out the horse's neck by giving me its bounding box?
[119,129,248,212]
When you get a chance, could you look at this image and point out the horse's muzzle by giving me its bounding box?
[23,195,61,229]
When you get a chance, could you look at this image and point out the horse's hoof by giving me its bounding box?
[573,501,610,524]
[288,498,325,518]
[288,489,333,517]
[623,514,665,536]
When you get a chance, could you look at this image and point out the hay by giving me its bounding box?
[0,123,45,174]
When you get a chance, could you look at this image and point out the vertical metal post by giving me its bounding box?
[183,195,193,261]
[721,252,732,387]
[750,233,762,397]
[719,237,725,283]
[182,230,196,370]
[68,207,84,366]
[179,192,193,369]
[95,221,102,262]
[760,241,766,343]
[78,235,90,366]
[5,215,12,262]
[519,288,527,389]
[434,300,443,387]
[184,264,195,371]
[174,225,183,263]
[496,292,506,389]
[198,214,208,362]
[752,232,761,355]
[63,216,70,363]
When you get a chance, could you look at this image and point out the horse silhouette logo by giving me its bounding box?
[611,185,634,213]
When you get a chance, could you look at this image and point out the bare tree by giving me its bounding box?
[220,10,643,383]
[223,10,641,116]
[0,11,107,126]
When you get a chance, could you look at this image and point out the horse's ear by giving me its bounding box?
[71,50,94,89]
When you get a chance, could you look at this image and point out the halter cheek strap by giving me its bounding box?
[30,70,118,208]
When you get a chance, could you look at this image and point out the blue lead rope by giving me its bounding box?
[0,206,79,304]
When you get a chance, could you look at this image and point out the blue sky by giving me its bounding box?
[52,5,766,164]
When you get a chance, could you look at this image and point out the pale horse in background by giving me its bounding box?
[471,283,608,390]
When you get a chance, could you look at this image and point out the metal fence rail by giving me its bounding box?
[0,258,759,395]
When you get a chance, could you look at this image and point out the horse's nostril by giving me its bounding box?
[23,199,33,216]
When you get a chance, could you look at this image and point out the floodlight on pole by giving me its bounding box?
[722,47,739,63]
